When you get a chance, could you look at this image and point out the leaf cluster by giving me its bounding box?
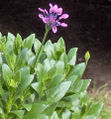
[0,33,103,119]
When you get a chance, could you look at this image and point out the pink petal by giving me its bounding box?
[44,9,48,15]
[54,5,58,10]
[52,26,57,33]
[49,3,53,8]
[38,14,44,18]
[57,8,63,15]
[39,14,47,23]
[53,4,58,13]
[38,8,44,12]
[42,18,47,23]
[60,23,68,27]
[59,14,69,20]
[56,21,61,25]
[49,3,54,13]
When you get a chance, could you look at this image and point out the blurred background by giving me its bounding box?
[0,0,111,89]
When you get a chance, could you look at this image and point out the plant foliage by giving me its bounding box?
[0,33,103,119]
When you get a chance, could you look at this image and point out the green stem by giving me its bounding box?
[6,89,13,114]
[33,25,51,67]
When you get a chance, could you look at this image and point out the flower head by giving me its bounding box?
[38,3,69,33]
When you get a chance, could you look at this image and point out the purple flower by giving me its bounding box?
[38,3,69,33]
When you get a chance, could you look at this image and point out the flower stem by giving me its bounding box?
[33,25,51,67]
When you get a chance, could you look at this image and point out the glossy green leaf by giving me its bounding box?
[11,110,25,119]
[23,103,48,119]
[0,85,7,102]
[82,115,96,119]
[68,75,78,91]
[34,39,41,54]
[55,61,64,75]
[31,82,39,93]
[15,74,34,99]
[5,39,16,70]
[54,37,66,59]
[50,111,59,119]
[14,70,21,85]
[14,34,23,54]
[23,104,32,111]
[68,48,78,65]
[47,74,64,89]
[44,40,55,59]
[68,63,85,80]
[62,109,71,119]
[43,103,57,116]
[47,81,71,104]
[2,64,13,86]
[23,34,35,49]
[15,48,28,71]
[72,80,83,93]
[72,112,80,119]
[80,79,91,92]
[7,32,15,41]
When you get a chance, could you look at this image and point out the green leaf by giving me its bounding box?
[80,79,91,92]
[23,34,35,49]
[43,103,57,116]
[54,37,66,59]
[20,66,30,77]
[87,103,103,116]
[59,94,80,108]
[34,38,41,54]
[15,74,34,99]
[15,48,28,71]
[47,74,64,89]
[2,64,13,86]
[60,53,67,65]
[0,107,2,114]
[0,85,7,102]
[38,114,49,119]
[0,32,2,41]
[37,63,44,81]
[47,81,71,104]
[31,82,39,93]
[23,103,48,119]
[68,63,85,80]
[72,112,80,119]
[11,110,25,119]
[55,61,64,75]
[14,70,21,85]
[14,34,23,54]
[44,40,55,59]
[50,111,59,119]
[80,104,86,117]
[22,104,32,111]
[44,59,53,72]
[82,115,96,119]
[72,80,83,93]
[68,75,78,91]
[62,109,71,119]
[7,32,15,41]
[68,48,78,65]
[5,38,16,70]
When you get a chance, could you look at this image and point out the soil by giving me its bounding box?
[0,0,111,90]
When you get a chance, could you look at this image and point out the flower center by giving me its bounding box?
[47,16,56,26]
